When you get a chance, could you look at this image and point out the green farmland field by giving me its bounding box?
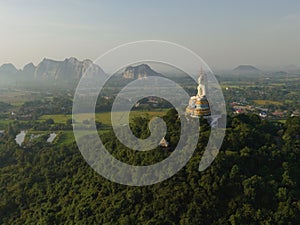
[253,100,283,106]
[39,110,168,127]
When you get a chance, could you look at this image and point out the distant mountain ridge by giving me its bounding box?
[0,59,169,88]
[233,65,261,74]
[0,63,18,73]
[0,63,20,84]
[35,57,102,80]
[122,64,164,79]
[0,57,104,86]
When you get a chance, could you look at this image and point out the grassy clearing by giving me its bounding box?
[277,120,286,124]
[221,85,243,89]
[271,83,286,86]
[10,102,24,106]
[39,114,71,124]
[57,131,75,146]
[0,91,37,104]
[0,119,14,129]
[253,100,283,106]
[225,150,238,156]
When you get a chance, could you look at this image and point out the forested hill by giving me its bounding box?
[0,112,300,224]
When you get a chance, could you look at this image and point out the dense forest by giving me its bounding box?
[0,111,300,224]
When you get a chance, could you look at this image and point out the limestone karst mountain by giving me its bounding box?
[0,57,104,87]
[20,63,36,79]
[0,63,19,84]
[34,57,102,80]
[232,65,261,75]
[0,59,169,89]
[122,64,164,79]
[0,63,18,75]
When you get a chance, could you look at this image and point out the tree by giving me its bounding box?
[45,118,54,125]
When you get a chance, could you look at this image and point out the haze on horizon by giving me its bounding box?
[1,0,300,71]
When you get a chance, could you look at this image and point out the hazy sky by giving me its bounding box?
[1,0,300,70]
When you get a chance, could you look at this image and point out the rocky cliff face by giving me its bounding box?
[0,59,165,88]
[122,64,162,79]
[0,63,18,75]
[23,63,36,76]
[0,63,19,84]
[0,57,105,87]
[34,57,102,80]
[34,58,61,79]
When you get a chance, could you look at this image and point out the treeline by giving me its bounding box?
[0,112,299,224]
[18,96,73,119]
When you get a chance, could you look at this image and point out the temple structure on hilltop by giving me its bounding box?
[185,68,211,118]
